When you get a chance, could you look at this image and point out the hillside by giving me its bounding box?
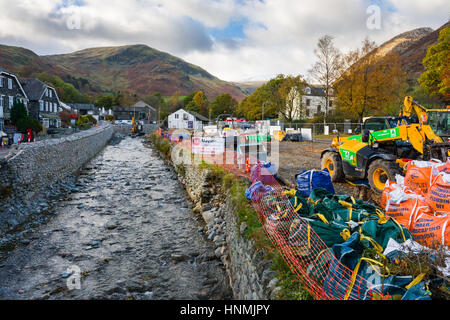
[0,44,246,101]
[374,21,449,80]
[231,81,266,95]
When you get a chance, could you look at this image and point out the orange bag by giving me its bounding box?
[380,175,405,209]
[380,181,395,210]
[409,212,449,248]
[404,161,437,194]
[425,173,450,214]
[435,159,450,174]
[385,197,432,229]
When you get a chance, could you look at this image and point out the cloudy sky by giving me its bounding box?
[0,0,448,82]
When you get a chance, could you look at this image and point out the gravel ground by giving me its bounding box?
[276,140,369,198]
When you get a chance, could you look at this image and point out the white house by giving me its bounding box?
[290,85,336,120]
[168,109,209,131]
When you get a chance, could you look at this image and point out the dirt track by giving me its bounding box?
[276,140,358,196]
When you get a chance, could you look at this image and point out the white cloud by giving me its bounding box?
[0,0,448,82]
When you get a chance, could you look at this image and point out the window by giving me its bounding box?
[40,100,44,111]
[8,78,12,90]
[183,113,189,121]
[306,99,311,107]
[305,87,311,95]
[45,101,48,112]
[49,90,52,98]
[9,96,13,109]
[329,100,333,107]
[174,114,179,119]
[0,96,3,108]
[317,105,322,113]
[0,77,3,87]
[364,118,389,132]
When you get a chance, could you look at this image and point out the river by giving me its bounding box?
[0,136,232,300]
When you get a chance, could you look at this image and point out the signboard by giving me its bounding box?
[192,137,225,155]
[324,126,329,135]
[301,128,312,141]
[204,126,218,136]
[188,121,194,129]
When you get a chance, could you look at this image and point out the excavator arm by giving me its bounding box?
[401,96,429,124]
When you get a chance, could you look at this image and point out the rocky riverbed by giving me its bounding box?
[0,134,232,300]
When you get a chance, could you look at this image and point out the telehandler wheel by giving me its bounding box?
[321,152,344,182]
[367,159,402,194]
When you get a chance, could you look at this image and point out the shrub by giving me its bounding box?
[16,116,42,134]
[10,99,28,126]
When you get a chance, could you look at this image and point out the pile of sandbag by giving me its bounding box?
[381,160,450,249]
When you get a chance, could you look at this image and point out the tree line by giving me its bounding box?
[236,26,449,123]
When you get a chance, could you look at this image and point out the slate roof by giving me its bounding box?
[187,110,209,122]
[20,78,48,101]
[131,101,156,112]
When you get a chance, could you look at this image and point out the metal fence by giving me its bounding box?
[282,123,363,137]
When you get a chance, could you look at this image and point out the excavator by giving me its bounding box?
[321,96,450,193]
[131,117,144,138]
[400,99,450,142]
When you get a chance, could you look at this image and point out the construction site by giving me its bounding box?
[151,95,450,301]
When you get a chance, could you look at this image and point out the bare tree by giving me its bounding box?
[309,35,342,122]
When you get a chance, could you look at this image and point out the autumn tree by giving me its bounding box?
[237,75,289,120]
[185,91,209,117]
[278,75,307,122]
[94,95,114,110]
[309,35,342,122]
[335,38,407,122]
[210,93,237,119]
[418,26,450,103]
[236,74,310,121]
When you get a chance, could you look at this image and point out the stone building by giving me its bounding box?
[0,67,29,131]
[289,85,336,120]
[20,78,62,129]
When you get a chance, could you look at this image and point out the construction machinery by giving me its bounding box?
[321,96,450,193]
[400,98,449,141]
[131,117,144,137]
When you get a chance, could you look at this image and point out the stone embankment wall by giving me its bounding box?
[156,141,280,300]
[0,125,114,199]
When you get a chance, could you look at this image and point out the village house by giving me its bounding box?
[20,78,62,129]
[290,85,336,120]
[68,103,96,116]
[168,109,209,131]
[113,101,157,123]
[0,67,29,132]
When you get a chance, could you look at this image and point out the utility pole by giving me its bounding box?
[262,102,265,121]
